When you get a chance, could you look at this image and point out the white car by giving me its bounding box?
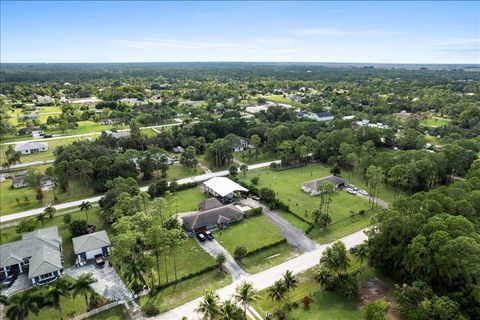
[346,188,357,195]
[358,190,368,196]
[347,184,358,191]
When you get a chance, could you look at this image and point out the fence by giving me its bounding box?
[71,301,125,320]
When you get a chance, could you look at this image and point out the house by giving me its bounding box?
[287,94,302,102]
[342,115,356,120]
[315,112,334,121]
[234,137,253,152]
[172,146,184,153]
[67,97,103,106]
[0,227,63,286]
[105,130,130,139]
[72,230,111,267]
[199,198,223,211]
[297,111,334,122]
[301,175,346,195]
[181,204,244,234]
[203,177,248,200]
[12,176,28,189]
[36,95,54,104]
[19,113,39,121]
[16,127,43,137]
[15,141,48,155]
[118,98,140,105]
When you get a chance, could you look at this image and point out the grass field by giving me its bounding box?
[0,207,107,267]
[166,163,203,181]
[140,270,232,313]
[169,187,207,213]
[420,118,450,127]
[215,215,285,254]
[195,154,231,172]
[87,305,128,320]
[234,150,279,165]
[241,242,299,274]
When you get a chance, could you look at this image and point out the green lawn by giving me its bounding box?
[169,187,207,213]
[141,128,158,137]
[262,95,304,107]
[87,305,129,320]
[0,207,107,267]
[140,270,232,313]
[166,163,203,181]
[196,154,231,172]
[420,118,450,127]
[215,215,285,254]
[277,210,311,232]
[241,242,299,274]
[234,150,279,165]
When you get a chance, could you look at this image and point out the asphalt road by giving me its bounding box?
[152,228,368,320]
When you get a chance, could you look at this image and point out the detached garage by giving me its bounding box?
[72,230,111,267]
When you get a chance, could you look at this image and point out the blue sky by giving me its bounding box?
[2,1,479,63]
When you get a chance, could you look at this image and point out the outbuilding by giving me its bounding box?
[72,230,111,267]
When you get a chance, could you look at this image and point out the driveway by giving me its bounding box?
[240,198,320,252]
[353,193,389,209]
[0,273,31,297]
[66,262,133,302]
[196,239,249,281]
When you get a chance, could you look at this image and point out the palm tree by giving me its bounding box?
[320,241,350,275]
[196,290,220,320]
[218,299,243,320]
[282,270,298,302]
[44,205,56,219]
[79,201,92,223]
[72,273,96,312]
[240,164,248,177]
[0,294,8,305]
[47,278,71,320]
[313,267,334,290]
[267,280,287,308]
[216,253,226,272]
[5,291,43,320]
[35,212,49,227]
[234,281,258,318]
[353,242,369,267]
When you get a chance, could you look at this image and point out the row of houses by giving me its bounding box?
[0,228,111,287]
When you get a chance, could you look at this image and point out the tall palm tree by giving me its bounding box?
[196,290,220,320]
[313,267,334,290]
[47,278,70,320]
[35,212,49,227]
[282,270,298,302]
[79,201,92,223]
[218,299,243,320]
[267,280,287,308]
[353,242,369,267]
[44,206,56,219]
[5,291,43,320]
[72,273,96,312]
[0,294,8,305]
[234,281,258,318]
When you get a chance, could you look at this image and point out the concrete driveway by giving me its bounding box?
[240,198,320,252]
[66,262,133,302]
[196,238,249,281]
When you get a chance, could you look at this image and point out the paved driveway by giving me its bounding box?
[196,239,249,281]
[240,198,320,252]
[66,262,133,302]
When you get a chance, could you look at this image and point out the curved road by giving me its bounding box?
[0,160,280,223]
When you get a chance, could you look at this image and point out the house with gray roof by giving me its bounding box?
[181,204,244,234]
[0,227,63,286]
[15,141,48,155]
[198,198,223,211]
[301,175,346,195]
[72,230,111,267]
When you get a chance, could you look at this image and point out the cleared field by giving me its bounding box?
[420,118,450,127]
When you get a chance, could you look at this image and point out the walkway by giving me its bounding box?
[197,239,249,281]
[240,198,319,252]
[152,229,368,320]
[0,160,281,223]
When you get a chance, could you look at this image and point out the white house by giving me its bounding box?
[72,230,111,267]
[234,137,254,152]
[15,142,48,155]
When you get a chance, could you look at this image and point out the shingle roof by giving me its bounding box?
[181,204,243,231]
[72,230,111,254]
[199,198,223,211]
[0,226,63,279]
[302,175,346,192]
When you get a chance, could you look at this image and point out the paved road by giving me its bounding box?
[0,160,280,223]
[1,123,185,146]
[197,239,249,281]
[152,229,368,320]
[0,159,55,171]
[241,198,319,252]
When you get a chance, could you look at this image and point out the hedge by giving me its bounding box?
[243,238,287,257]
[244,207,263,218]
[154,264,218,291]
[175,181,198,191]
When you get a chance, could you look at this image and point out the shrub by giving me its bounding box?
[63,213,72,225]
[244,207,263,218]
[259,187,276,203]
[303,295,312,308]
[359,209,366,215]
[363,299,389,320]
[234,245,248,261]
[88,292,103,310]
[251,176,260,185]
[142,303,160,317]
[68,219,89,237]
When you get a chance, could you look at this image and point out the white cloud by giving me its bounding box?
[294,27,402,37]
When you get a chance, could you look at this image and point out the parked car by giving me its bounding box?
[347,184,358,191]
[196,233,206,242]
[358,190,368,196]
[252,195,260,201]
[94,254,105,267]
[2,272,18,288]
[349,245,359,254]
[346,188,357,195]
[203,230,214,240]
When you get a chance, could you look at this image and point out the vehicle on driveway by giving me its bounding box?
[347,184,358,191]
[94,254,106,267]
[346,188,357,195]
[203,230,214,240]
[252,195,260,201]
[2,272,18,288]
[196,233,206,242]
[358,190,368,196]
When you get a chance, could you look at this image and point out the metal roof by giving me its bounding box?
[72,230,111,254]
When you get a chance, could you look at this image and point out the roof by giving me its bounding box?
[0,227,63,279]
[12,176,26,184]
[106,130,131,139]
[15,141,48,152]
[18,127,41,134]
[181,204,243,231]
[72,230,111,254]
[316,112,334,118]
[302,175,346,191]
[203,177,248,197]
[199,198,223,211]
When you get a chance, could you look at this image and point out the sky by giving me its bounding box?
[1,1,479,64]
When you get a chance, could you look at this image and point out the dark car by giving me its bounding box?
[203,231,214,240]
[94,254,105,267]
[2,272,18,288]
[196,233,206,242]
[349,245,359,254]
